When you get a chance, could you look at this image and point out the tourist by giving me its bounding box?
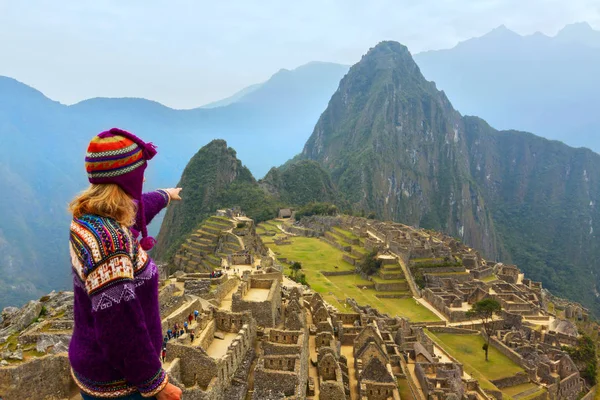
[194,309,199,321]
[67,128,182,400]
[190,330,195,343]
[167,328,172,340]
[161,347,167,363]
[180,328,185,337]
[188,313,193,324]
[184,321,188,332]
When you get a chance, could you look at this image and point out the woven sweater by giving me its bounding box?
[68,190,170,398]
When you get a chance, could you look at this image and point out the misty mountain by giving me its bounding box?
[297,41,600,315]
[414,22,600,153]
[0,61,349,309]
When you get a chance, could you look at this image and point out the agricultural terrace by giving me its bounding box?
[426,331,545,398]
[258,220,440,323]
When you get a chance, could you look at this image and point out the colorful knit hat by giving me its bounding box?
[85,128,158,250]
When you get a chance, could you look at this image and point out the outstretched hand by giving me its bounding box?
[164,188,183,201]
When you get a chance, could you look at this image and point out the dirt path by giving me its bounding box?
[341,345,359,400]
[219,282,241,311]
[305,312,320,399]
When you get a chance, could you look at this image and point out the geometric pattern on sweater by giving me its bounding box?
[70,214,152,310]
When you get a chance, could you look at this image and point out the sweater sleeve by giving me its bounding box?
[86,254,168,397]
[134,190,170,231]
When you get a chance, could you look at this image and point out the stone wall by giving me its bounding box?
[197,319,217,350]
[215,310,254,333]
[167,341,218,388]
[322,270,355,277]
[427,326,478,334]
[253,356,303,398]
[490,371,530,389]
[0,354,76,400]
[232,278,281,327]
[184,280,212,297]
[161,298,203,333]
[471,267,493,280]
[206,276,240,304]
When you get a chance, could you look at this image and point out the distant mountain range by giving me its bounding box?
[414,22,600,152]
[0,61,349,309]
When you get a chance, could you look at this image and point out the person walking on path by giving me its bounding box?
[188,313,193,324]
[184,321,188,332]
[190,330,195,343]
[167,329,172,340]
[161,347,167,363]
[68,128,183,400]
[194,310,199,321]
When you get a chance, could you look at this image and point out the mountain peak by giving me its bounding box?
[354,41,422,79]
[481,24,521,40]
[555,21,600,48]
[558,21,594,35]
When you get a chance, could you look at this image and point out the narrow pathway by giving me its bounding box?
[341,345,359,400]
[305,312,320,399]
[392,251,422,299]
[415,297,447,322]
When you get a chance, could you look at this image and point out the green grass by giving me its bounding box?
[269,237,355,273]
[427,271,469,277]
[480,274,499,282]
[430,332,524,381]
[397,378,414,400]
[370,276,407,284]
[332,227,359,240]
[502,382,541,397]
[259,227,440,322]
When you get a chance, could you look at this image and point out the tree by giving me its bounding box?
[466,298,502,361]
[357,250,382,276]
[290,261,302,279]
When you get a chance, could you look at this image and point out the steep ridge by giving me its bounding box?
[260,160,340,206]
[301,42,500,258]
[154,140,279,261]
[298,41,600,314]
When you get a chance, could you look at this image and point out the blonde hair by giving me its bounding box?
[69,184,137,227]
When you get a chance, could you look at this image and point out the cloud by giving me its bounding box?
[0,0,598,108]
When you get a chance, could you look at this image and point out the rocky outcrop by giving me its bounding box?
[0,300,42,338]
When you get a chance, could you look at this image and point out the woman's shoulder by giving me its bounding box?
[70,214,135,254]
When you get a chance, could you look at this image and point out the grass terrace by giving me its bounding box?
[426,331,530,398]
[258,224,440,323]
[332,227,359,240]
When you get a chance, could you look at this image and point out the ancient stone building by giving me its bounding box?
[232,276,282,327]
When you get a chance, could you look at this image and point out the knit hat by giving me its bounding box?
[85,128,158,250]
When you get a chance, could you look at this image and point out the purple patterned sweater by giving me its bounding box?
[68,190,170,398]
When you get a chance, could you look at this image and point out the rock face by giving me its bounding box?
[0,354,75,399]
[0,300,42,337]
[301,42,501,260]
[298,40,600,315]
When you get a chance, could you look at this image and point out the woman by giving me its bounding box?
[68,128,183,400]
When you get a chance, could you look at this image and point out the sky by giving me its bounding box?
[1,0,599,109]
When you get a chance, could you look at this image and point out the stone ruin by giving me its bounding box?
[0,212,596,400]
